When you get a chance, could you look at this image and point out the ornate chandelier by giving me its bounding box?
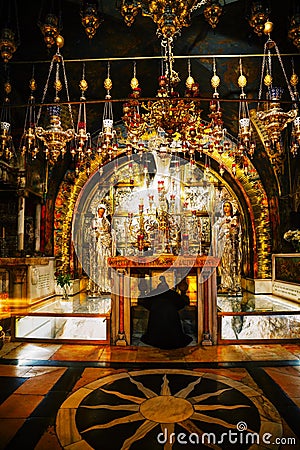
[119,1,207,37]
[122,39,246,181]
[255,22,298,161]
[35,38,75,163]
[123,38,203,153]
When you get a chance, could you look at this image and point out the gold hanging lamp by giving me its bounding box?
[35,37,75,163]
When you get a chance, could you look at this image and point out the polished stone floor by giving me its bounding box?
[0,341,300,449]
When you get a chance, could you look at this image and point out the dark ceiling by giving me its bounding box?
[1,0,300,140]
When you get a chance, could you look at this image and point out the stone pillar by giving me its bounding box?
[18,196,26,252]
[35,203,41,252]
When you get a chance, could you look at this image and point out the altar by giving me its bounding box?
[108,255,219,346]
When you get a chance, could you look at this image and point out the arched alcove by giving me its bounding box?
[53,134,272,285]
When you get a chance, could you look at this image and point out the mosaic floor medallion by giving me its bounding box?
[56,369,282,449]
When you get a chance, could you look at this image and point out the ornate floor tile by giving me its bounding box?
[57,369,282,450]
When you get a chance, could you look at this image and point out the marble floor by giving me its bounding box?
[0,341,300,449]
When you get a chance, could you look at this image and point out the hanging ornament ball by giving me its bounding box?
[56,35,64,48]
[211,74,220,89]
[264,74,272,86]
[130,77,139,89]
[4,81,11,95]
[29,78,37,91]
[238,74,247,88]
[104,77,112,91]
[186,75,195,89]
[290,73,299,87]
[79,78,88,92]
[263,21,273,35]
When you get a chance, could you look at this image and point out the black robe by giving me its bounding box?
[138,288,193,350]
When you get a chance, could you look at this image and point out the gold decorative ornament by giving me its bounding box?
[264,74,272,87]
[130,77,139,90]
[79,78,88,92]
[211,74,220,89]
[56,35,64,48]
[29,78,37,91]
[186,75,194,89]
[263,20,273,35]
[54,79,62,92]
[238,74,247,88]
[4,82,11,95]
[290,73,299,87]
[104,77,112,92]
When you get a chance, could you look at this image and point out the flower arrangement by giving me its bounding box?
[55,271,71,299]
[283,230,300,252]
